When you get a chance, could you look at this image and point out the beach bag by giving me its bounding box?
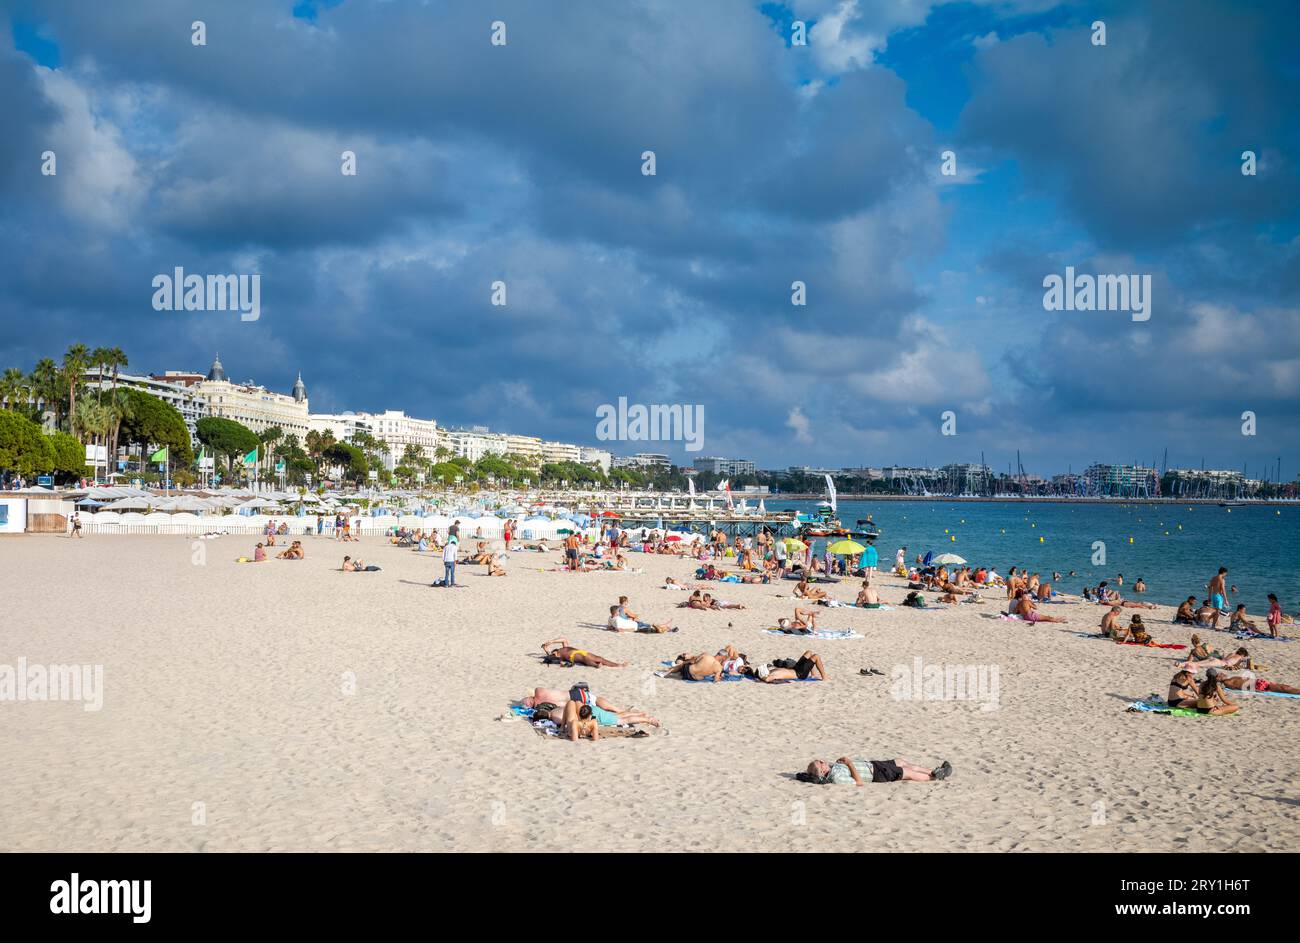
[569,683,592,705]
[903,592,925,608]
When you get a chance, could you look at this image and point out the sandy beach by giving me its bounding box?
[3,532,1298,852]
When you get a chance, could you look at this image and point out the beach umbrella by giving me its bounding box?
[600,510,620,518]
[930,553,966,566]
[665,534,683,542]
[102,497,153,511]
[826,539,865,555]
[782,537,807,551]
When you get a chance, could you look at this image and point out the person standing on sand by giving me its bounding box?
[69,513,83,538]
[564,532,581,571]
[1207,567,1228,613]
[442,536,458,587]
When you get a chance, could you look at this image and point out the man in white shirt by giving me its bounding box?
[442,537,459,586]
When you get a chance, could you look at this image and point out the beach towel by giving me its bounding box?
[1244,689,1300,699]
[998,613,1024,621]
[1073,633,1185,649]
[509,703,654,737]
[817,600,893,610]
[763,628,862,640]
[656,661,822,682]
[1124,698,1233,718]
[1234,632,1294,642]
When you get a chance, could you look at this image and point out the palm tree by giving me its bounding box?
[28,358,60,427]
[89,346,113,403]
[62,344,90,434]
[105,388,135,480]
[75,399,111,482]
[0,367,29,411]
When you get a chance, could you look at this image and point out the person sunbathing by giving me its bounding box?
[1195,670,1240,715]
[1175,646,1255,672]
[1099,605,1125,638]
[252,542,268,562]
[534,700,660,733]
[486,558,507,577]
[1167,670,1200,708]
[1174,596,1199,625]
[661,652,724,682]
[1229,604,1262,633]
[559,702,600,740]
[605,605,674,633]
[798,755,951,785]
[774,607,820,633]
[703,593,746,610]
[540,638,626,668]
[663,577,694,591]
[855,581,882,607]
[1218,672,1300,696]
[678,590,711,610]
[1193,599,1222,629]
[276,540,304,560]
[715,644,749,675]
[793,578,828,601]
[521,688,635,714]
[1186,634,1224,662]
[743,651,827,683]
[1036,581,1054,602]
[1113,614,1152,645]
[472,541,494,564]
[1003,593,1066,621]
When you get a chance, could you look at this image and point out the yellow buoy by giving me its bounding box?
[1128,537,1134,543]
[950,535,956,541]
[1164,531,1170,535]
[1039,536,1044,543]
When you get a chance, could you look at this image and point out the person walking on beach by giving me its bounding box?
[69,512,83,538]
[1208,567,1229,613]
[442,536,458,587]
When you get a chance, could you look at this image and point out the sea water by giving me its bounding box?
[777,499,1300,616]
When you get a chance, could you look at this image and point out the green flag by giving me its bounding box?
[243,449,258,466]
[149,446,169,463]
[198,446,206,461]
[275,460,285,474]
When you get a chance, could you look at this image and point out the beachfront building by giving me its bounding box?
[191,355,311,441]
[940,462,993,494]
[501,434,543,465]
[1083,463,1159,498]
[362,410,439,466]
[442,428,508,462]
[693,456,756,476]
[613,452,671,469]
[540,440,582,464]
[307,411,374,445]
[83,368,207,447]
[579,446,612,473]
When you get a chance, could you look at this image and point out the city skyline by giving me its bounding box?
[2,1,1298,472]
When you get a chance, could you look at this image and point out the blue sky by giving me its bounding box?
[2,0,1298,478]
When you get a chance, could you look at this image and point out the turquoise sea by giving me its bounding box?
[776,499,1300,616]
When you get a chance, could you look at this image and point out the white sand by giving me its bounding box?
[2,533,1297,852]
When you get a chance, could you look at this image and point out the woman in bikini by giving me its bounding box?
[540,638,626,668]
[1195,670,1240,716]
[1167,670,1200,708]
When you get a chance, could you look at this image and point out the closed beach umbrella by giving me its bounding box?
[930,552,966,566]
[826,539,865,555]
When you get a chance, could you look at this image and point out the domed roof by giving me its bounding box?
[206,353,226,382]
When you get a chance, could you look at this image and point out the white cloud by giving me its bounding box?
[786,406,814,444]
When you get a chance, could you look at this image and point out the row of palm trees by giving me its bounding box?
[1,344,130,436]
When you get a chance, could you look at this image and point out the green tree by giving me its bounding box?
[323,441,368,483]
[0,409,55,476]
[61,343,90,434]
[28,358,60,425]
[46,430,87,482]
[196,416,259,474]
[119,389,195,470]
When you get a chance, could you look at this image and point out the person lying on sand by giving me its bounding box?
[606,605,675,633]
[703,593,745,610]
[793,578,828,601]
[540,638,626,668]
[1218,672,1300,696]
[678,590,712,610]
[773,607,820,633]
[799,755,951,785]
[663,577,695,591]
[1012,591,1067,623]
[522,688,636,713]
[1186,634,1225,662]
[716,644,749,675]
[532,700,660,733]
[1167,670,1200,708]
[1174,646,1254,673]
[341,555,379,572]
[660,652,724,682]
[1195,670,1240,715]
[742,651,827,683]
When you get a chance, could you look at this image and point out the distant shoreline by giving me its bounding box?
[766,494,1297,506]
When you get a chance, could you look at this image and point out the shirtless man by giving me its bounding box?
[661,651,725,682]
[703,593,746,610]
[1036,580,1054,602]
[793,578,828,601]
[1207,567,1229,613]
[746,651,827,683]
[1099,605,1125,638]
[856,580,882,607]
[774,607,820,633]
[1133,577,1146,594]
[1014,592,1067,624]
[540,638,626,668]
[1219,672,1300,696]
[1174,596,1198,625]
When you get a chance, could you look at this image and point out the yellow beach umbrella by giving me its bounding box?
[782,537,807,551]
[826,539,865,555]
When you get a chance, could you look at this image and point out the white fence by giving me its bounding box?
[78,512,589,540]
